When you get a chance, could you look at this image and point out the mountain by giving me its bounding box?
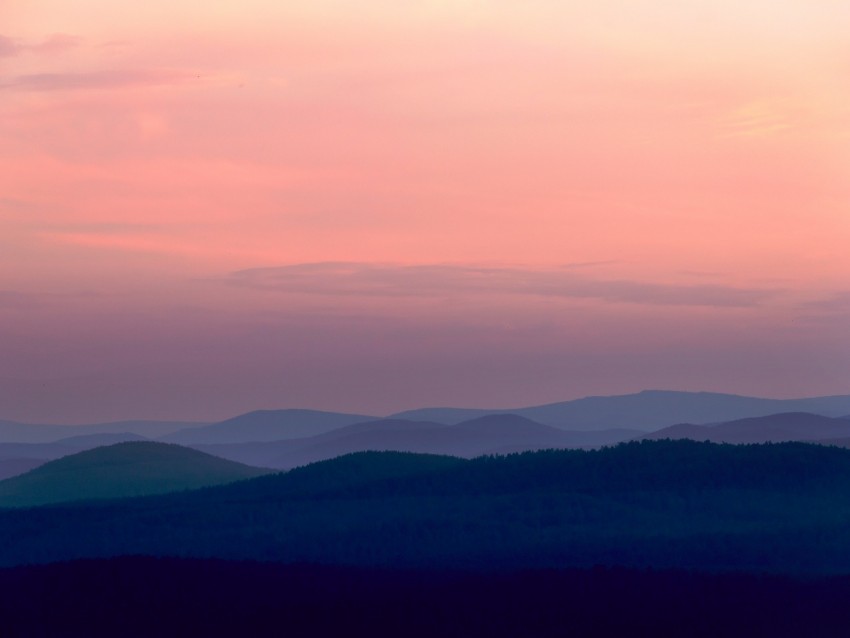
[642,412,850,444]
[0,419,208,444]
[0,441,272,508]
[388,407,496,424]
[391,390,850,431]
[0,433,152,480]
[0,458,45,481]
[162,409,378,444]
[6,441,850,572]
[195,415,640,469]
[54,432,150,448]
[5,391,850,445]
[0,441,77,461]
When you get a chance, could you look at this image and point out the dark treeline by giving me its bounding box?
[2,557,850,637]
[3,440,850,571]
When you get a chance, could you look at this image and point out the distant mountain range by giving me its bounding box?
[0,391,849,478]
[3,391,850,447]
[0,442,271,508]
[643,412,850,444]
[162,409,375,444]
[195,415,640,469]
[389,390,850,430]
[0,419,208,444]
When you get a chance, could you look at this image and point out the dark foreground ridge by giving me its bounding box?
[4,440,850,572]
[2,557,850,638]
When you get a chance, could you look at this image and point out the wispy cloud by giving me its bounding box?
[720,100,797,138]
[1,68,194,92]
[30,33,81,54]
[1,32,81,57]
[802,291,850,313]
[225,262,778,308]
[0,34,19,57]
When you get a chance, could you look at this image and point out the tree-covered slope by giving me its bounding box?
[3,441,850,572]
[0,441,271,507]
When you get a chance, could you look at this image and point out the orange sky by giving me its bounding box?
[1,1,849,422]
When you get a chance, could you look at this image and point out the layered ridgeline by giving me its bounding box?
[0,442,271,508]
[4,440,850,572]
[3,390,850,450]
[388,390,850,430]
[0,420,207,444]
[162,409,377,444]
[185,412,850,470]
[159,391,850,443]
[643,412,850,444]
[195,415,638,469]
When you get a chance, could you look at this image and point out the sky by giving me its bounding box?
[1,1,849,423]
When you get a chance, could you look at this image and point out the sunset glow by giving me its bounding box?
[2,1,849,422]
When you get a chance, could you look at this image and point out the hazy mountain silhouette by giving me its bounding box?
[0,441,77,461]
[0,441,271,508]
[0,419,208,444]
[54,432,150,448]
[391,390,850,430]
[195,415,640,469]
[162,409,378,444]
[642,412,850,444]
[4,391,850,444]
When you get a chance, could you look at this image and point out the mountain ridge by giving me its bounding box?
[4,441,850,572]
[642,412,850,444]
[0,441,272,508]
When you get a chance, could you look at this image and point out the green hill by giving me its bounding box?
[0,441,272,508]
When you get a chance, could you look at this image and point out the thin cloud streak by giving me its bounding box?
[802,291,850,313]
[2,68,195,92]
[227,262,779,308]
[0,35,19,57]
[0,32,81,57]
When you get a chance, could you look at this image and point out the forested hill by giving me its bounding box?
[0,442,271,507]
[3,440,850,572]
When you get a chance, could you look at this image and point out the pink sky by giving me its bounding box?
[1,1,849,423]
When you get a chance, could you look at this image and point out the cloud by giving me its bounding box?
[719,100,798,138]
[802,291,850,314]
[225,262,778,308]
[0,35,19,57]
[30,33,82,54]
[0,290,108,310]
[0,33,80,57]
[2,68,194,92]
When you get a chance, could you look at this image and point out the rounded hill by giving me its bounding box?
[0,441,271,508]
